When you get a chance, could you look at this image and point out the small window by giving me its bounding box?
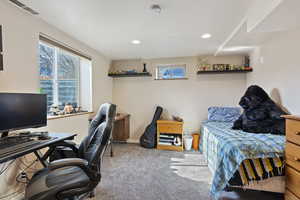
[156,64,187,80]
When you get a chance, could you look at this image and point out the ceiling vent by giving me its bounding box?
[8,0,39,15]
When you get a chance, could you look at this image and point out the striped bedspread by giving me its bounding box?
[200,121,285,199]
[230,157,284,186]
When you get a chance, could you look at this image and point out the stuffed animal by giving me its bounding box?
[232,85,288,135]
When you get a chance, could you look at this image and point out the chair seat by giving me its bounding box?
[25,166,90,200]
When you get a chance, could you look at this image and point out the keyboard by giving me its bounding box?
[0,136,43,157]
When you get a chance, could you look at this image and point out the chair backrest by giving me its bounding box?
[79,103,116,169]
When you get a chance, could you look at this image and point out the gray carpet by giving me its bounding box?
[96,144,211,200]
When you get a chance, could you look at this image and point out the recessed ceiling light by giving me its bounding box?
[151,4,162,14]
[131,40,141,44]
[201,33,212,39]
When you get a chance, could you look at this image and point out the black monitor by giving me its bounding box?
[0,93,47,136]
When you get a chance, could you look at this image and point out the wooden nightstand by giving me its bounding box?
[112,113,130,142]
[283,115,300,200]
[157,120,183,152]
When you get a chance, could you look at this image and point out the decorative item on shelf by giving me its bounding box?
[75,106,81,113]
[197,63,253,74]
[244,56,250,68]
[64,103,74,114]
[143,63,148,73]
[110,70,122,75]
[199,64,212,71]
[244,56,253,71]
[49,105,60,116]
[197,57,209,71]
[123,69,137,74]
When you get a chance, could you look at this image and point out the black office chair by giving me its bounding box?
[25,103,117,200]
[45,103,116,161]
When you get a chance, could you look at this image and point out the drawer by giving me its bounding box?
[286,142,300,170]
[286,166,300,198]
[286,119,300,145]
[158,124,182,134]
[286,189,300,200]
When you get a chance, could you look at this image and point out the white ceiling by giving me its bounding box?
[18,0,251,60]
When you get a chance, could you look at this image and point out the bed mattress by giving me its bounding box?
[200,121,285,199]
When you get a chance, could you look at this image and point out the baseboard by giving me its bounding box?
[126,139,139,144]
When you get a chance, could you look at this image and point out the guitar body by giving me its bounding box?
[140,106,163,148]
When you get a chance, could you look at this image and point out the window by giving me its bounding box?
[39,38,91,113]
[156,64,187,80]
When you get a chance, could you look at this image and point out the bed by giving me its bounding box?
[200,108,286,199]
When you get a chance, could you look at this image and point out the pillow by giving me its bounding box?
[208,107,241,122]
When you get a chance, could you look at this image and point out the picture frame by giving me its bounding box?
[155,64,187,80]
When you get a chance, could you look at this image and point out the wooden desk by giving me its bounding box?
[112,113,130,142]
[0,133,76,166]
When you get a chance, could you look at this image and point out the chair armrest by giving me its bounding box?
[42,141,79,161]
[49,158,99,181]
[49,140,79,154]
[55,140,79,153]
[49,158,88,170]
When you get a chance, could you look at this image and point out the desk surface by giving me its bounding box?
[0,133,76,164]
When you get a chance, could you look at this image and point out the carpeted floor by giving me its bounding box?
[95,144,284,200]
[96,143,211,200]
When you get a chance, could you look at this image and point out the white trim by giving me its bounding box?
[126,139,139,144]
[53,46,59,105]
[214,16,247,56]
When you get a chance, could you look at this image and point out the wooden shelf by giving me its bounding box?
[108,72,152,77]
[197,69,253,74]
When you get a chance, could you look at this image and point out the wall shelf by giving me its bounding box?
[197,69,253,74]
[108,72,152,78]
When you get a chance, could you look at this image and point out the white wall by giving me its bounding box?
[0,1,112,198]
[0,1,112,110]
[247,28,300,114]
[0,1,113,135]
[112,56,247,142]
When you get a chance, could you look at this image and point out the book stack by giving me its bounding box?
[159,134,175,146]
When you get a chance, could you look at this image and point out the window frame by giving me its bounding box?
[39,41,81,110]
[155,64,187,80]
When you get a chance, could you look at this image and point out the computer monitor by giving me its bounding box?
[0,93,47,136]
